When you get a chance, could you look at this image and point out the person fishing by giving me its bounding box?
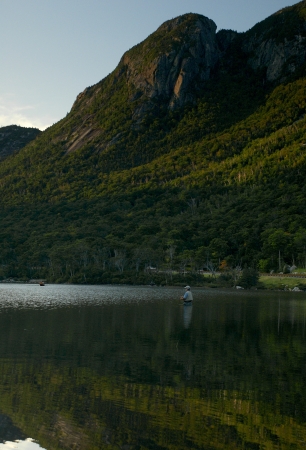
[181,285,193,303]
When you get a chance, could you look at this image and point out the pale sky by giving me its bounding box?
[0,0,299,130]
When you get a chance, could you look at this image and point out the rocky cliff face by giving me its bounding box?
[243,2,306,81]
[122,14,219,112]
[69,13,224,143]
[71,6,306,121]
[67,4,306,156]
[71,14,239,120]
[244,28,306,82]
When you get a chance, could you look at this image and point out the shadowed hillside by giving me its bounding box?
[0,125,41,160]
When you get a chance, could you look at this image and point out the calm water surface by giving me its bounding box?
[0,284,305,449]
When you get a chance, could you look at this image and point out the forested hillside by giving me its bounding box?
[0,2,306,283]
[0,125,41,160]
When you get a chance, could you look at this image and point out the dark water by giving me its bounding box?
[0,284,305,450]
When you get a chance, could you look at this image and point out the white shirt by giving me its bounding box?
[183,290,193,301]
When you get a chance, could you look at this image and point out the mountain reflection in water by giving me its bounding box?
[0,439,44,449]
[0,284,305,450]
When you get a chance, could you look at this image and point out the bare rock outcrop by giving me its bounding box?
[65,6,306,153]
[121,14,219,115]
[244,34,306,81]
[242,3,306,81]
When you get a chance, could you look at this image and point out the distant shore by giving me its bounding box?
[0,275,305,292]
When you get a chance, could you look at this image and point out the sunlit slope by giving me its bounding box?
[0,2,306,204]
[0,77,305,203]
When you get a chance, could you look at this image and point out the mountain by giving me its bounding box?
[0,125,41,160]
[0,1,306,284]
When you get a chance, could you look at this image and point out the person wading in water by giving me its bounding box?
[181,285,193,303]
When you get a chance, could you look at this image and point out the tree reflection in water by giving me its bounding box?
[0,285,304,449]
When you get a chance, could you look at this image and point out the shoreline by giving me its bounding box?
[0,280,305,293]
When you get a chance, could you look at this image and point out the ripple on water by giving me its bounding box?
[0,283,189,310]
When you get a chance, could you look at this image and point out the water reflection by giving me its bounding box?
[0,413,25,445]
[0,285,305,449]
[0,439,44,449]
[183,303,192,328]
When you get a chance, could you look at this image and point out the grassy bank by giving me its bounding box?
[259,275,306,291]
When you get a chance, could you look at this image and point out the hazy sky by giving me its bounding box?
[0,0,298,130]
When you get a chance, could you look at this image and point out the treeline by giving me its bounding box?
[0,179,305,285]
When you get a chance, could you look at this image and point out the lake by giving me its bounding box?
[0,284,305,450]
